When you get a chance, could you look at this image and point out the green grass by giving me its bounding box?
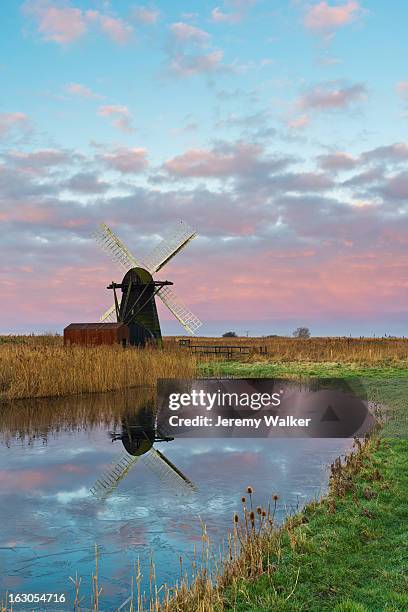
[200,361,408,437]
[199,361,408,611]
[221,437,408,611]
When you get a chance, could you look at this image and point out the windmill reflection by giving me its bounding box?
[90,406,196,499]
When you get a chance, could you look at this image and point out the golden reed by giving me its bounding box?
[0,345,197,401]
[167,336,408,363]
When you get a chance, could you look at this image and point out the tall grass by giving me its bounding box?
[168,336,408,363]
[0,345,197,401]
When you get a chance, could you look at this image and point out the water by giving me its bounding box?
[0,390,353,610]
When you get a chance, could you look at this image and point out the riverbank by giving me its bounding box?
[220,435,408,611]
[197,362,407,611]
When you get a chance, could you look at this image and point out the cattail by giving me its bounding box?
[241,496,246,504]
[247,486,253,494]
[272,494,279,501]
[233,513,239,523]
[257,506,262,515]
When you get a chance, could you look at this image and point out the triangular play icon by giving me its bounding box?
[321,405,340,422]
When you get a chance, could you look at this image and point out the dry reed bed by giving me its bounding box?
[0,345,197,400]
[168,336,408,363]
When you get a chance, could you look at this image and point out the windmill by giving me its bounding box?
[92,220,202,346]
[90,407,196,500]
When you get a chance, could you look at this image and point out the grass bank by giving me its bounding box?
[0,345,197,400]
[219,435,408,611]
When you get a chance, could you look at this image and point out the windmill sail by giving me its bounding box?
[92,224,140,273]
[141,221,197,274]
[99,304,117,323]
[157,286,202,335]
[143,447,196,492]
[90,450,140,500]
[92,220,202,336]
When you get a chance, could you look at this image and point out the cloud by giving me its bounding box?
[317,152,357,171]
[23,2,133,45]
[361,142,408,164]
[342,166,384,187]
[99,147,149,173]
[168,49,225,78]
[4,148,75,176]
[287,114,310,130]
[133,6,160,25]
[65,82,102,99]
[163,141,292,179]
[23,0,87,44]
[299,82,367,111]
[304,1,361,35]
[1,139,407,332]
[380,171,408,201]
[170,22,210,45]
[97,105,135,133]
[396,81,408,100]
[166,18,225,78]
[211,0,257,24]
[91,12,133,44]
[63,172,110,194]
[211,7,241,24]
[0,112,30,139]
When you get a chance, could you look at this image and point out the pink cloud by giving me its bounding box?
[0,112,29,138]
[170,22,210,45]
[361,142,408,163]
[304,1,361,34]
[317,151,357,171]
[169,49,224,77]
[287,114,310,130]
[6,148,73,175]
[164,142,263,177]
[97,14,133,44]
[65,82,102,99]
[381,171,408,200]
[396,81,408,99]
[211,0,257,24]
[97,105,134,132]
[99,147,149,173]
[133,6,160,25]
[211,7,242,24]
[299,82,367,110]
[23,2,133,45]
[23,0,87,44]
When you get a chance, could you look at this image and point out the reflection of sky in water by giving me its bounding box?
[0,414,352,609]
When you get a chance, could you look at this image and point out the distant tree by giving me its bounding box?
[292,327,311,339]
[222,331,238,338]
